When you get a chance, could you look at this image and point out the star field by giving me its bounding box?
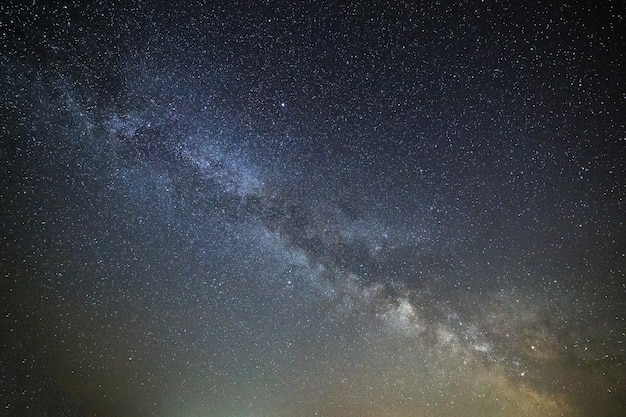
[1,1,624,416]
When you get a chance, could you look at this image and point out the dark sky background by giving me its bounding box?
[1,1,624,416]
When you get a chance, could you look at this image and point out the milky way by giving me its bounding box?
[1,2,624,416]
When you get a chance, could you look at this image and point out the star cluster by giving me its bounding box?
[1,1,624,416]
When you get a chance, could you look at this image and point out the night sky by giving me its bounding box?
[1,1,625,416]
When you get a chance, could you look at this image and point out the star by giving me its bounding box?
[1,2,623,417]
